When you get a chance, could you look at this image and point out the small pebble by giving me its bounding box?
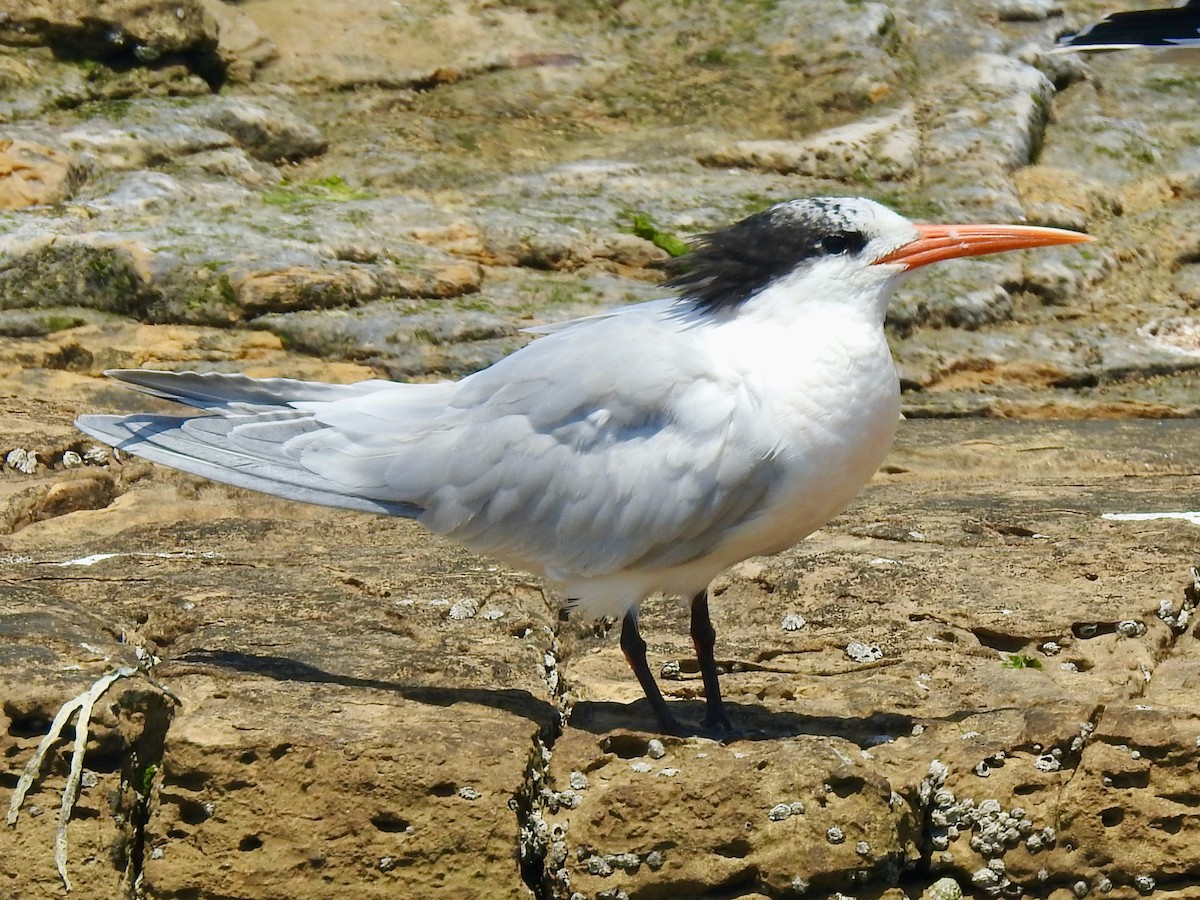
[1117,619,1146,638]
[6,448,37,474]
[448,598,479,620]
[921,876,963,900]
[769,803,793,821]
[647,739,666,760]
[972,867,1000,889]
[996,0,1062,22]
[845,641,883,663]
[554,790,580,809]
[585,855,613,877]
[1035,753,1061,772]
[612,852,640,871]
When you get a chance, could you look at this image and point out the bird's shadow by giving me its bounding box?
[168,649,920,746]
[568,699,916,746]
[171,648,561,732]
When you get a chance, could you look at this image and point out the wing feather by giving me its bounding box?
[80,298,786,582]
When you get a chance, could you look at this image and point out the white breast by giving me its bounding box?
[552,294,902,619]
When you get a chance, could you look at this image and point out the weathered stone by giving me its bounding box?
[698,106,919,182]
[194,95,326,162]
[0,0,221,82]
[0,139,85,209]
[1,477,559,898]
[198,0,278,83]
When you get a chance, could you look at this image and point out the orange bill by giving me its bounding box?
[875,223,1094,270]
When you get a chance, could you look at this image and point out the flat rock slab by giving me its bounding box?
[2,483,557,898]
[3,416,1200,899]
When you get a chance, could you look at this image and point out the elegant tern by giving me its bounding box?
[76,197,1092,734]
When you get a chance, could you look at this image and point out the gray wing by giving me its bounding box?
[76,370,437,517]
[282,305,785,578]
[78,301,785,578]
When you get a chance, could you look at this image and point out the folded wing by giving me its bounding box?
[78,301,785,580]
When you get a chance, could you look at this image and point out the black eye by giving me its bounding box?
[818,231,867,255]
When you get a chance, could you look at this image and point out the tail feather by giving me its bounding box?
[104,369,395,412]
[76,370,427,518]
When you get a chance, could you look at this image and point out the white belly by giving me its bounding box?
[557,324,901,619]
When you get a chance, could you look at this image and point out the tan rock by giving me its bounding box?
[698,106,919,182]
[1015,165,1116,231]
[0,139,83,209]
[235,266,381,316]
[541,729,919,897]
[0,0,217,59]
[5,380,1200,898]
[2,484,558,898]
[1,470,116,533]
[233,260,482,318]
[199,0,278,82]
[231,0,565,88]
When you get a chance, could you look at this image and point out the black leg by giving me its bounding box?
[620,609,683,735]
[690,590,732,732]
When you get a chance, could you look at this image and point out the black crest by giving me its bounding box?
[664,200,869,312]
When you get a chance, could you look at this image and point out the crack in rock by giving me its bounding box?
[515,625,569,899]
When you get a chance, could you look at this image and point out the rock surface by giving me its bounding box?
[2,0,1200,898]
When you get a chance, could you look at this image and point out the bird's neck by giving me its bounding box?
[705,262,899,340]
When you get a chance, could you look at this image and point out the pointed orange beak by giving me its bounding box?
[875,223,1093,270]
